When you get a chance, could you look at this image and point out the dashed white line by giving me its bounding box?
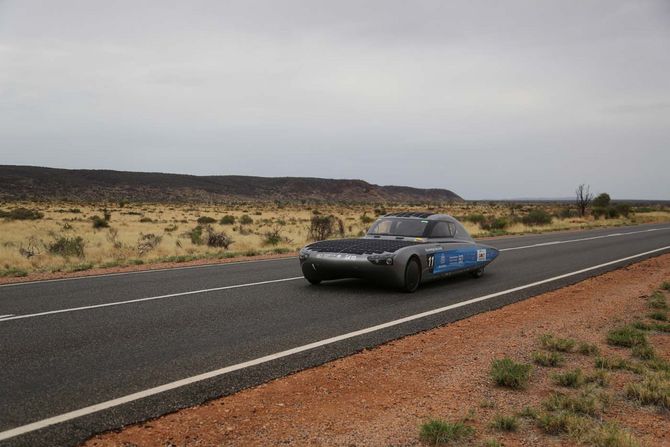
[1,245,668,442]
[0,277,303,323]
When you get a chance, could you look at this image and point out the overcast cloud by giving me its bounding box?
[1,0,669,199]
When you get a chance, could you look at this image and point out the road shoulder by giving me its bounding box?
[84,254,670,447]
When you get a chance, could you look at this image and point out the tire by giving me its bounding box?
[402,257,422,293]
[471,268,484,278]
[306,277,322,285]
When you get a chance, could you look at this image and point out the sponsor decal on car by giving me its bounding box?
[432,248,481,274]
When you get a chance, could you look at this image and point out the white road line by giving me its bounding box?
[498,227,667,252]
[1,245,668,442]
[0,314,14,319]
[0,256,296,288]
[1,226,669,323]
[0,277,303,323]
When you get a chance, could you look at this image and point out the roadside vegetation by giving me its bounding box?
[417,281,670,446]
[1,196,669,278]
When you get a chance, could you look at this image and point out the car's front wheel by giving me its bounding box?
[305,277,322,285]
[402,257,422,293]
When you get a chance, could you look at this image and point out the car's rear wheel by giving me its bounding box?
[402,257,422,293]
[471,268,484,278]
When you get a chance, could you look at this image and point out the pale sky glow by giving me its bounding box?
[1,1,669,199]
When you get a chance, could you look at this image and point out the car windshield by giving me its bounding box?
[367,218,430,238]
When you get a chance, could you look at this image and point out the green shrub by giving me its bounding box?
[219,215,236,225]
[595,356,640,372]
[0,207,44,220]
[653,323,670,332]
[91,215,109,229]
[522,209,552,226]
[139,217,153,223]
[360,213,374,224]
[536,412,591,437]
[648,291,668,309]
[614,203,632,218]
[552,369,585,388]
[644,357,670,373]
[631,321,653,331]
[481,217,508,231]
[518,406,538,419]
[482,439,502,447]
[559,207,578,218]
[465,214,486,224]
[188,226,204,245]
[48,236,85,258]
[661,281,670,291]
[648,311,668,321]
[587,421,640,447]
[419,419,474,445]
[263,225,284,246]
[625,374,670,409]
[592,207,607,219]
[533,351,564,367]
[490,414,518,432]
[632,344,655,360]
[585,370,609,387]
[592,193,611,208]
[197,216,216,224]
[0,267,29,277]
[490,358,532,388]
[207,231,233,248]
[542,392,598,416]
[577,342,600,356]
[69,262,93,272]
[606,326,647,347]
[239,214,254,225]
[540,334,575,352]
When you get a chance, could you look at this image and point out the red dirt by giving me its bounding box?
[84,255,670,447]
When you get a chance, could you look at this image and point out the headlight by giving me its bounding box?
[367,254,394,265]
[299,250,310,260]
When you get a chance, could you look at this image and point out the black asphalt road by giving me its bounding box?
[1,224,669,446]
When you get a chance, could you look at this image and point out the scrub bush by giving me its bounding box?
[606,326,647,347]
[48,236,85,258]
[490,358,532,388]
[0,207,44,220]
[219,215,236,225]
[419,419,474,445]
[522,209,552,226]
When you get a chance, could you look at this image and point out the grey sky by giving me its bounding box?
[1,1,669,199]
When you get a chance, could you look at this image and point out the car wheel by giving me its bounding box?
[471,268,484,278]
[402,257,422,293]
[306,277,322,285]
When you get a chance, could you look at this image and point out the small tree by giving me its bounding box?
[592,193,611,209]
[575,184,593,217]
[309,215,336,241]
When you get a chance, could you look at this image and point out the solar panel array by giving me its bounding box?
[306,238,421,255]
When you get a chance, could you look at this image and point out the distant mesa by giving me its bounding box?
[0,165,463,203]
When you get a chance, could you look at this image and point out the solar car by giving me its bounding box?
[299,212,499,292]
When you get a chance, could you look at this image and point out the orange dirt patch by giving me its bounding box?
[85,255,670,447]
